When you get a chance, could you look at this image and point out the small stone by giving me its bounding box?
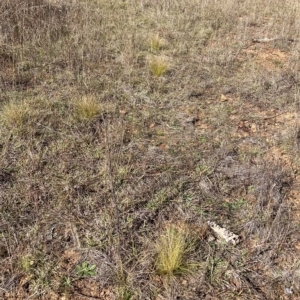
[208,235,215,242]
[284,287,293,295]
[221,94,228,102]
[182,279,187,285]
[250,123,257,132]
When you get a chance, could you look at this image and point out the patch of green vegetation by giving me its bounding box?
[20,254,35,273]
[147,191,167,211]
[149,34,166,52]
[155,225,195,277]
[1,101,29,128]
[59,276,73,294]
[223,198,246,211]
[149,56,169,77]
[73,95,102,121]
[208,256,228,285]
[117,286,133,300]
[75,262,97,278]
[195,164,213,176]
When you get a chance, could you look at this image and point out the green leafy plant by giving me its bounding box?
[59,275,73,294]
[75,262,97,278]
[117,286,133,300]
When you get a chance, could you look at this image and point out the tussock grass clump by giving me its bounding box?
[155,224,193,277]
[20,254,35,273]
[73,95,102,121]
[149,34,166,52]
[1,101,29,128]
[149,56,169,77]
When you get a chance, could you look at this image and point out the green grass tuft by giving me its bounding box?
[149,34,166,52]
[73,95,102,121]
[149,56,168,77]
[155,225,193,277]
[1,101,29,128]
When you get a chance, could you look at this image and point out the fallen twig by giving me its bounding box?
[252,37,299,43]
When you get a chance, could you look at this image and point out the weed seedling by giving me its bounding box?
[75,262,97,278]
[59,275,73,294]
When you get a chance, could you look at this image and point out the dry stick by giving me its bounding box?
[261,110,288,120]
[244,110,289,121]
[104,119,125,277]
[36,122,67,136]
[104,121,121,235]
[252,37,299,43]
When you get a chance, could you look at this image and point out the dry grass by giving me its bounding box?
[1,101,29,128]
[72,95,103,121]
[149,34,167,52]
[1,0,300,299]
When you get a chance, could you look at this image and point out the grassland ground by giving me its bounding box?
[1,0,300,299]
